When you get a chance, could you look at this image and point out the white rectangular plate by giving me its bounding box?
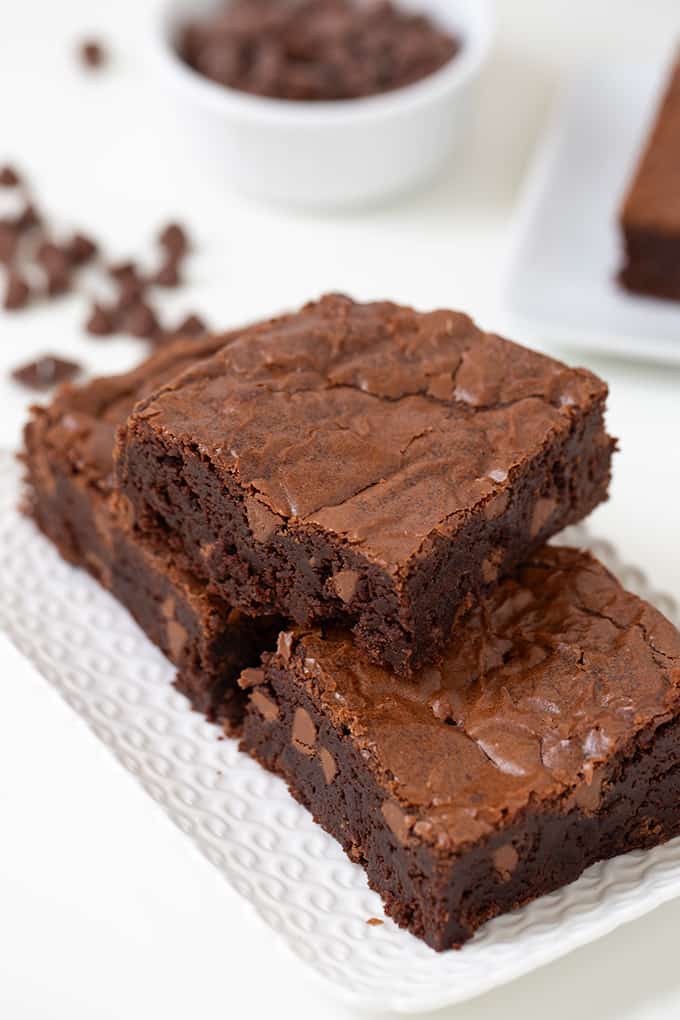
[1,448,680,1013]
[502,55,680,365]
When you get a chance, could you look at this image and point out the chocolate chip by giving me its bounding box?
[36,241,70,274]
[292,707,317,756]
[174,313,208,337]
[251,689,280,723]
[179,0,460,102]
[159,222,189,257]
[14,203,40,233]
[239,667,265,689]
[4,271,30,310]
[0,165,20,188]
[85,302,115,336]
[66,233,98,265]
[166,619,188,660]
[47,272,71,296]
[79,39,106,69]
[151,255,181,288]
[122,300,160,340]
[331,568,360,604]
[319,746,337,784]
[12,355,81,390]
[108,260,139,283]
[115,273,147,310]
[0,223,18,264]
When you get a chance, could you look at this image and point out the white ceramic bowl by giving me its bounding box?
[152,0,494,209]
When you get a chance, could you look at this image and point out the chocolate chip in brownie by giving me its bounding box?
[12,355,81,390]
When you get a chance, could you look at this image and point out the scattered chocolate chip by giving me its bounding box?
[36,241,70,274]
[108,259,138,282]
[85,302,115,336]
[115,273,146,310]
[159,222,189,257]
[0,185,205,353]
[0,165,20,188]
[79,39,106,69]
[12,355,81,390]
[66,233,98,265]
[0,223,18,263]
[366,918,384,927]
[14,203,40,233]
[175,312,208,337]
[4,271,31,310]
[36,245,72,295]
[123,300,160,340]
[45,267,71,296]
[151,255,182,288]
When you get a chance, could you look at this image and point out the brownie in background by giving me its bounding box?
[619,53,680,300]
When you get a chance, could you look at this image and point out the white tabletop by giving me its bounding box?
[1,1,679,1017]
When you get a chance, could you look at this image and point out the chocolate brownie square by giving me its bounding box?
[117,294,615,677]
[241,546,680,949]
[23,335,279,731]
[619,53,680,300]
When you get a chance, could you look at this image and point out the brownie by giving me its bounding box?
[117,294,615,677]
[22,335,279,731]
[619,53,680,300]
[240,546,680,950]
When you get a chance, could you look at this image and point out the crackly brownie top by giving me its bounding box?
[262,546,680,851]
[622,54,680,234]
[129,294,609,569]
[27,334,233,493]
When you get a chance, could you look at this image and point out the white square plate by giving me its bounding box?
[502,56,680,364]
[1,449,680,1013]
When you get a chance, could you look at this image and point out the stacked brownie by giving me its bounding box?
[23,332,282,730]
[24,293,680,951]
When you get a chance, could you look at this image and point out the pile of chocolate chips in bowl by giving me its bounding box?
[179,0,461,102]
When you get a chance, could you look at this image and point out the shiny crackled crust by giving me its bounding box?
[22,334,279,729]
[241,547,680,948]
[117,293,615,676]
[619,53,680,299]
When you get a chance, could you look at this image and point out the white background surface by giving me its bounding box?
[1,1,679,1018]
